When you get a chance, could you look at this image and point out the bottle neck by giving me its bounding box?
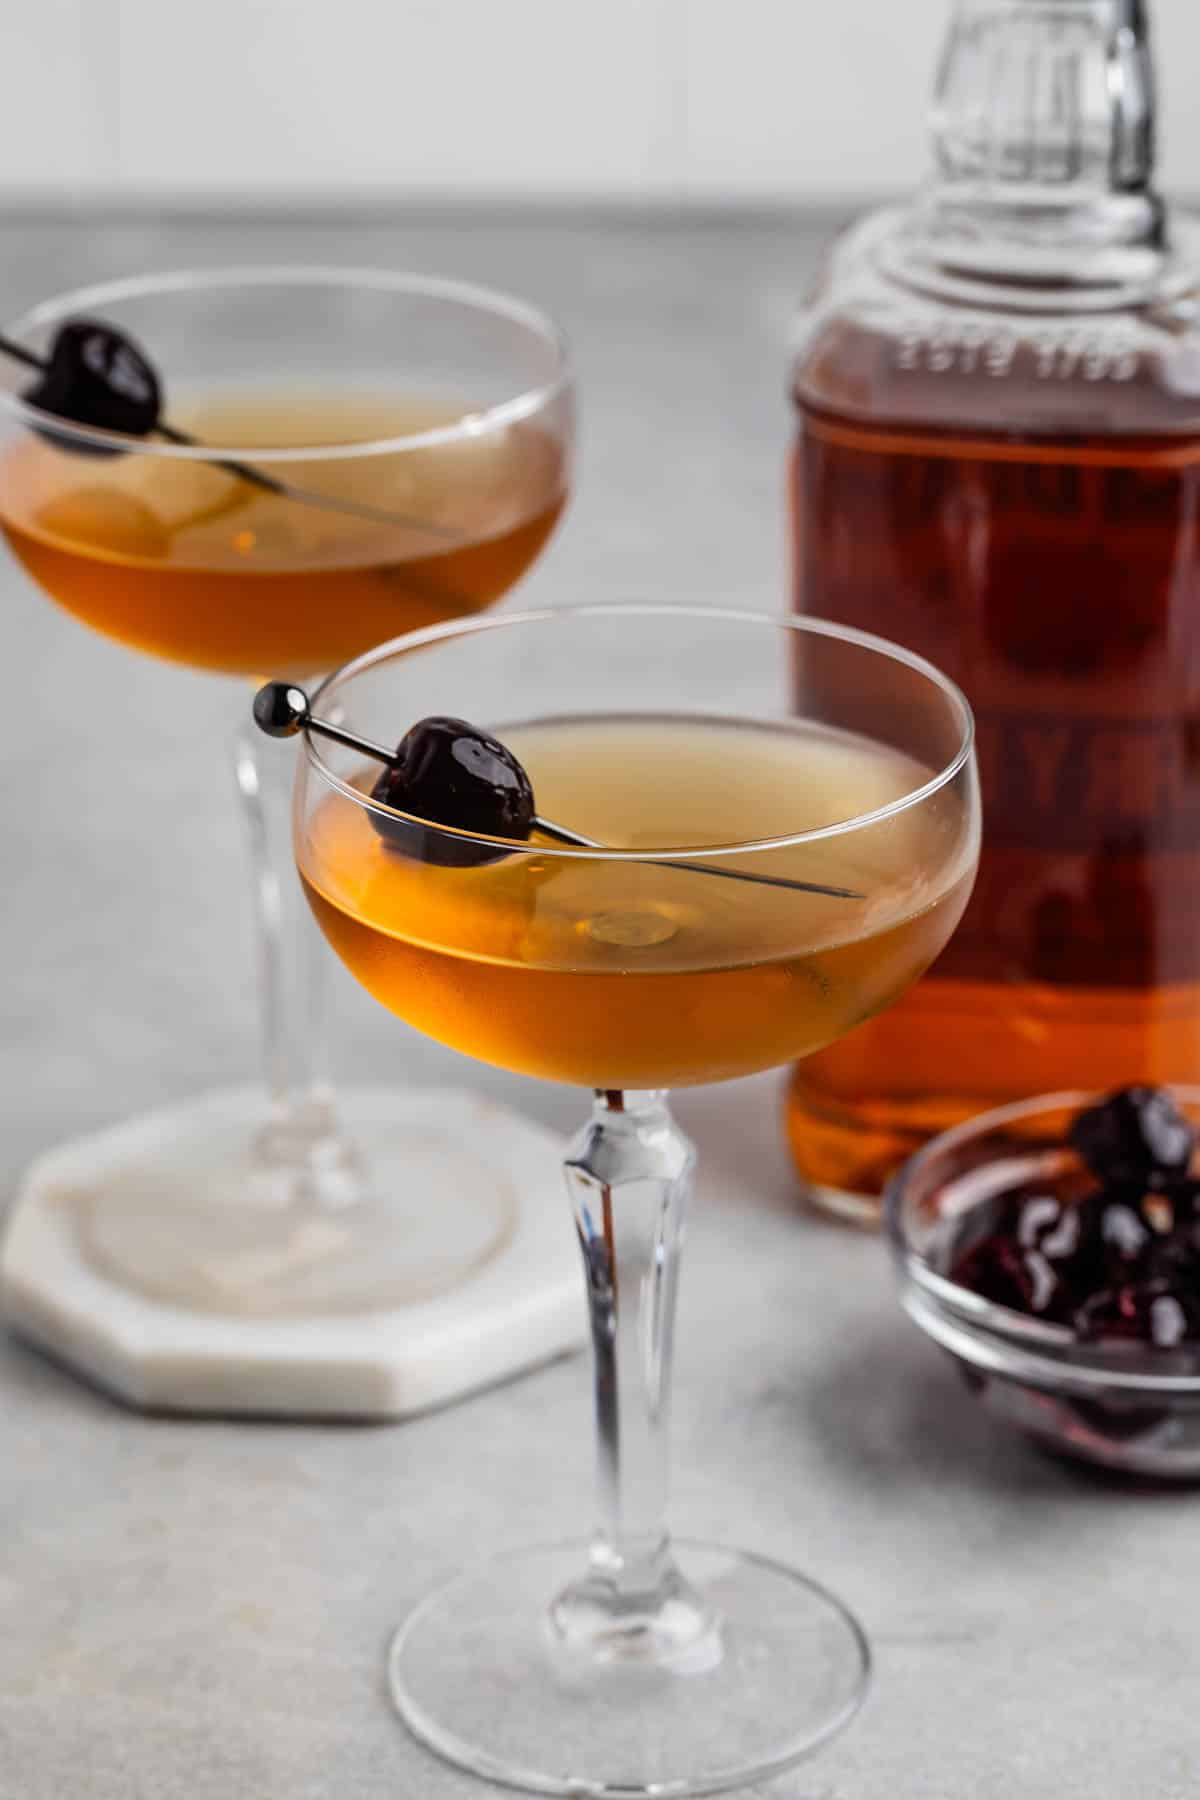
[911,0,1165,294]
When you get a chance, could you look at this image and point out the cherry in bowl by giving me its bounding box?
[886,1087,1200,1481]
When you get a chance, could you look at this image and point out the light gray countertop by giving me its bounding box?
[1,211,1196,1800]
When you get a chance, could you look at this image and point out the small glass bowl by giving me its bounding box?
[884,1088,1200,1479]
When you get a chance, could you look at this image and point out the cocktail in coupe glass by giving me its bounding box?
[294,603,981,1797]
[0,268,572,1324]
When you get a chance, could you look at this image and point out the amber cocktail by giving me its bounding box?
[2,387,564,677]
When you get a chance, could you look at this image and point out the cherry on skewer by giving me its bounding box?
[0,320,457,538]
[21,321,161,450]
[254,681,864,897]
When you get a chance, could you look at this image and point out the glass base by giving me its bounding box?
[2,1085,585,1416]
[389,1538,870,1798]
[69,1085,523,1315]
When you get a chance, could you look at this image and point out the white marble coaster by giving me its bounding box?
[0,1086,587,1418]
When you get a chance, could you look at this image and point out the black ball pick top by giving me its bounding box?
[253,683,310,739]
[23,319,161,454]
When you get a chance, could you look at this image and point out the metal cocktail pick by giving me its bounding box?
[0,328,459,541]
[253,682,863,902]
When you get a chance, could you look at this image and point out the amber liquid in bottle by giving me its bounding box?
[788,399,1200,1206]
[785,0,1200,1218]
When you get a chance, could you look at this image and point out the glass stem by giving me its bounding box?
[556,1090,718,1665]
[232,709,360,1204]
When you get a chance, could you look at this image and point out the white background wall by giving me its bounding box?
[3,0,1199,206]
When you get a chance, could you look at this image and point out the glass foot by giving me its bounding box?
[2,1085,584,1415]
[389,1538,870,1798]
[69,1085,524,1315]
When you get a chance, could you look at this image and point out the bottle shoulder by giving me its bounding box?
[793,207,1200,438]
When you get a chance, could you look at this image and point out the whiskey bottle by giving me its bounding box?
[788,0,1200,1222]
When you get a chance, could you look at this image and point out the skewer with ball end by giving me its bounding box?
[253,682,863,900]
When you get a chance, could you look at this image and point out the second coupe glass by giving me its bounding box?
[0,267,573,1321]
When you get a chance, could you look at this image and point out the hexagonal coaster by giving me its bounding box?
[0,1086,586,1418]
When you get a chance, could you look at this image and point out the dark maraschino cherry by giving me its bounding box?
[253,687,535,867]
[949,1086,1200,1349]
[1,320,450,530]
[1068,1085,1194,1189]
[370,716,535,867]
[1075,1283,1200,1350]
[21,320,162,454]
[953,1234,1060,1317]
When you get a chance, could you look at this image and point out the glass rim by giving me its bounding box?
[0,264,574,462]
[306,602,977,863]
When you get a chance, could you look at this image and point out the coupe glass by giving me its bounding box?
[294,603,980,1796]
[0,268,572,1316]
